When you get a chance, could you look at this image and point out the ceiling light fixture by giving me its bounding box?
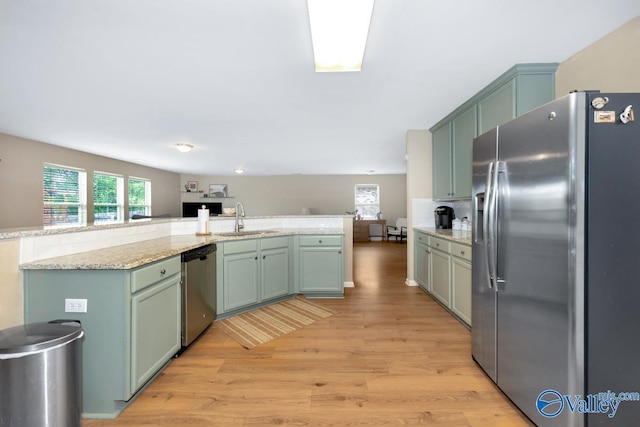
[175,143,193,153]
[234,168,245,174]
[307,0,375,72]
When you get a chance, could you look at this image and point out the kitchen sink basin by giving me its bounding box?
[214,230,278,237]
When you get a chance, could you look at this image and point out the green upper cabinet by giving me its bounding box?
[432,123,452,200]
[430,63,558,201]
[451,104,477,199]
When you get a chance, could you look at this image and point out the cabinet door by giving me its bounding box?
[131,275,181,394]
[451,105,476,199]
[223,251,259,311]
[478,79,516,135]
[451,257,472,326]
[430,248,451,307]
[261,247,290,301]
[299,247,342,293]
[414,243,431,292]
[432,123,452,200]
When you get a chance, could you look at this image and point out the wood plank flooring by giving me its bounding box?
[83,242,532,426]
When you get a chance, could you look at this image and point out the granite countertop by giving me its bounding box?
[413,227,472,245]
[19,228,344,270]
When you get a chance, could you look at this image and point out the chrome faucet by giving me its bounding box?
[234,202,245,232]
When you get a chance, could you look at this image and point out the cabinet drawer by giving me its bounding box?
[450,242,471,262]
[299,236,342,247]
[131,256,180,293]
[429,236,450,252]
[260,236,289,250]
[223,239,258,255]
[415,232,430,246]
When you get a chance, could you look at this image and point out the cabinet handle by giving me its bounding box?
[263,255,266,259]
[319,240,322,244]
[460,250,465,255]
[160,269,166,275]
[436,243,440,247]
[255,256,258,260]
[339,251,342,254]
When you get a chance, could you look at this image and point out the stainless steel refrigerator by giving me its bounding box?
[472,91,640,426]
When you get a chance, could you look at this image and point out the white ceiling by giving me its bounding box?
[1,1,638,176]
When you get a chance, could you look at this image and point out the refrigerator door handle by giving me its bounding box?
[483,162,496,289]
[492,161,506,288]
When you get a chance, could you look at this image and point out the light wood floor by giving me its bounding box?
[84,242,532,426]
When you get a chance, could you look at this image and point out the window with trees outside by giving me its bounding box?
[94,172,124,224]
[43,163,87,228]
[354,184,380,220]
[128,177,151,218]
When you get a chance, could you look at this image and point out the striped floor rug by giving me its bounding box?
[215,296,336,349]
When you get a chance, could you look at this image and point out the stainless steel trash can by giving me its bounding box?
[0,320,83,427]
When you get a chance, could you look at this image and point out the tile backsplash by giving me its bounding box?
[412,198,471,228]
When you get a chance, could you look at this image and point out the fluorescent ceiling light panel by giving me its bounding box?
[307,0,374,72]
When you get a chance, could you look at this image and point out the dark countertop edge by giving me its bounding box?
[413,227,472,245]
[19,228,346,270]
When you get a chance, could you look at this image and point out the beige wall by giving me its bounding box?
[0,239,21,328]
[180,173,407,224]
[0,133,181,228]
[556,16,640,96]
[405,130,432,283]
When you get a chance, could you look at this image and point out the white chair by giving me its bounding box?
[386,218,407,242]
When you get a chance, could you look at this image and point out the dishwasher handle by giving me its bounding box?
[181,244,217,263]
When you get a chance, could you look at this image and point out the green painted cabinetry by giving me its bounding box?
[22,256,182,418]
[296,235,344,297]
[413,231,471,327]
[431,63,558,201]
[217,236,291,317]
[414,231,431,291]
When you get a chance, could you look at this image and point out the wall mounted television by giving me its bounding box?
[182,202,222,217]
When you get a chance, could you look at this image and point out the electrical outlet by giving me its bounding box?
[65,298,87,313]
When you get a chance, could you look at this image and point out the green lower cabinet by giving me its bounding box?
[430,248,451,307]
[218,236,292,317]
[413,231,472,327]
[261,247,290,300]
[223,250,260,311]
[22,256,182,419]
[414,242,430,292]
[451,256,472,326]
[297,235,344,297]
[131,276,181,392]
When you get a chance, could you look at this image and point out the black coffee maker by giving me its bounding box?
[434,206,455,229]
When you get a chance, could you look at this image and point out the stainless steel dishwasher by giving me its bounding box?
[181,244,216,347]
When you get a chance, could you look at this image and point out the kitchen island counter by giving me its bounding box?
[19,228,344,270]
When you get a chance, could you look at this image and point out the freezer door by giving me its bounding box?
[495,93,584,427]
[471,127,498,382]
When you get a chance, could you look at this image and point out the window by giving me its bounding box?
[93,172,124,224]
[43,163,87,228]
[354,184,380,220]
[128,177,151,218]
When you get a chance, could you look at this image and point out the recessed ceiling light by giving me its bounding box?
[175,143,193,153]
[234,168,245,174]
[307,0,375,72]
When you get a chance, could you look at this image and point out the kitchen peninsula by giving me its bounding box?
[8,215,352,419]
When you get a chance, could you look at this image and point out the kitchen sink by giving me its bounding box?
[214,230,278,237]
